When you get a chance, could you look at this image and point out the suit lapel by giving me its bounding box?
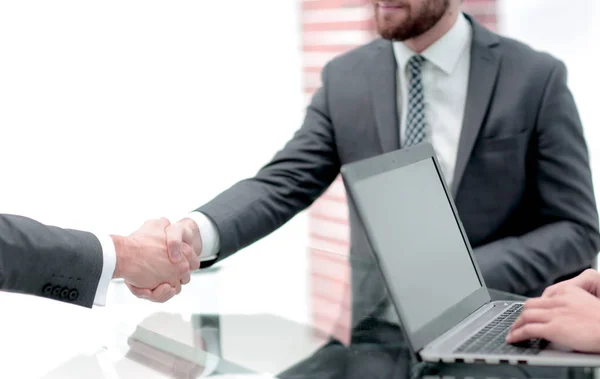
[451,17,502,197]
[369,40,400,153]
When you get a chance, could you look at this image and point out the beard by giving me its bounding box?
[375,0,450,41]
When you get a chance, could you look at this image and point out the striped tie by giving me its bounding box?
[404,55,427,147]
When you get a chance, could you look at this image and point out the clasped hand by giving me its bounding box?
[506,269,600,353]
[112,217,202,303]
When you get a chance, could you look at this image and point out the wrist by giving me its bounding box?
[111,234,134,280]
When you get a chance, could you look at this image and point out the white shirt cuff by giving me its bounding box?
[92,233,117,306]
[184,211,220,261]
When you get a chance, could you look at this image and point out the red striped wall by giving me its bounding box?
[302,0,498,344]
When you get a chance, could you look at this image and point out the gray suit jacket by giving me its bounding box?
[197,16,600,326]
[0,214,103,307]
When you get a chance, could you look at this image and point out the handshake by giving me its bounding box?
[110,217,203,302]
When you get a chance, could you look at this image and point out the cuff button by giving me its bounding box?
[68,290,79,301]
[52,286,62,297]
[42,284,53,295]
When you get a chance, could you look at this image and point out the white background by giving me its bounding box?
[0,0,309,330]
[0,2,309,376]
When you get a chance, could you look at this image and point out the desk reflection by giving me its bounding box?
[40,311,595,379]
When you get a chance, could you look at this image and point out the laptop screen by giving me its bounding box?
[352,157,482,333]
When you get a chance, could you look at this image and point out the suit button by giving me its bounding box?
[60,288,70,299]
[42,283,53,295]
[69,289,79,301]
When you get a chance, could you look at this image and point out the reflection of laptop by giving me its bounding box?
[340,142,600,366]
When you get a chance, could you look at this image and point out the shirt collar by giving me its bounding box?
[392,13,472,75]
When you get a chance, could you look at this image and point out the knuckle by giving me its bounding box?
[169,223,182,235]
[179,261,190,274]
[584,268,596,276]
[181,244,193,257]
[554,295,568,306]
[158,290,170,302]
[158,217,171,228]
[542,286,555,296]
[168,238,181,249]
[181,217,194,228]
[511,329,523,340]
[520,324,533,335]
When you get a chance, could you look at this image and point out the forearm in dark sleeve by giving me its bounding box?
[0,214,104,307]
[197,65,339,259]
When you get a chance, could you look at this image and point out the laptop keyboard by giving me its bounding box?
[454,304,549,355]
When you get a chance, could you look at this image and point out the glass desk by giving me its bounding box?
[1,248,597,379]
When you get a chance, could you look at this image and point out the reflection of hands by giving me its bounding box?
[507,285,600,353]
[541,269,600,299]
[124,312,210,377]
[128,218,203,302]
[111,218,192,302]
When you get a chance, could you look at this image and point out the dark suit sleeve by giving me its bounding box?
[0,214,104,307]
[197,65,340,262]
[474,60,600,295]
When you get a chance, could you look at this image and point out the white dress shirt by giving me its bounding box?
[92,233,117,305]
[93,14,473,306]
[380,14,472,322]
[394,13,471,189]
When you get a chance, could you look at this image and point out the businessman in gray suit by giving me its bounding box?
[0,214,197,307]
[136,0,600,330]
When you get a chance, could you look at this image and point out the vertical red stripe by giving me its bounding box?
[303,0,497,344]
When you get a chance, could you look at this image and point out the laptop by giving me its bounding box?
[340,142,600,366]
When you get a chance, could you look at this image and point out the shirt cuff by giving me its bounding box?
[184,211,220,261]
[92,233,117,306]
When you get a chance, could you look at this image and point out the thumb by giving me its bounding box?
[165,223,184,262]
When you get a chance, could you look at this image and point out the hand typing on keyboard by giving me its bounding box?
[506,284,600,354]
[542,269,600,299]
[454,304,548,355]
